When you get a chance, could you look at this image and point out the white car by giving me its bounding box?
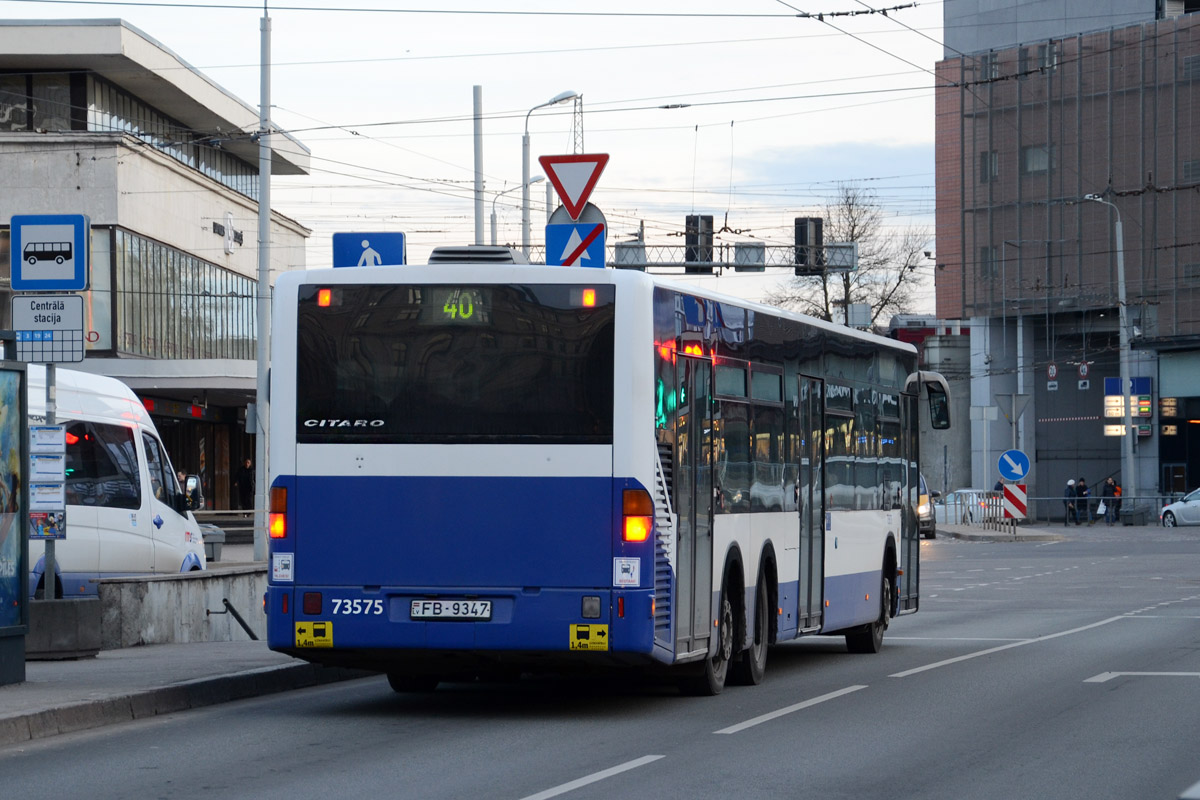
[934,489,991,524]
[1161,489,1200,527]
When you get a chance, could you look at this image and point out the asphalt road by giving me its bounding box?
[3,528,1199,799]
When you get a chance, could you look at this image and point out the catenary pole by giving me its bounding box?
[253,7,272,561]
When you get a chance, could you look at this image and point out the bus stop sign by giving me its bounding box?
[10,214,90,291]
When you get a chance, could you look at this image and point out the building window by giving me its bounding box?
[1184,159,1200,183]
[980,246,997,278]
[1021,145,1055,175]
[1183,54,1200,81]
[1018,43,1058,78]
[1039,43,1058,73]
[978,53,999,80]
[979,150,998,183]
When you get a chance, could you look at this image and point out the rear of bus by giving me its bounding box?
[265,265,660,679]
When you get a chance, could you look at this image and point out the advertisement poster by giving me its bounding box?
[0,371,23,629]
[28,511,65,541]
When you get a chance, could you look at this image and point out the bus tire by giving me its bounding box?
[679,580,733,696]
[386,673,439,693]
[845,573,890,654]
[730,577,768,686]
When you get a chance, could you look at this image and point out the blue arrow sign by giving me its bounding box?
[332,232,406,267]
[545,223,605,268]
[11,214,91,291]
[997,449,1030,481]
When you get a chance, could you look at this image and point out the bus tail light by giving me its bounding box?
[622,488,654,542]
[269,486,288,539]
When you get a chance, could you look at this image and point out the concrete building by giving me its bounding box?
[0,19,311,508]
[935,2,1200,511]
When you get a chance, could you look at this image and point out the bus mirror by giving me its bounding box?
[928,383,950,430]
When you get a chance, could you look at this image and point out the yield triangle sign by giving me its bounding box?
[539,153,609,220]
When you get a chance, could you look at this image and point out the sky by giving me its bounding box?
[2,0,946,307]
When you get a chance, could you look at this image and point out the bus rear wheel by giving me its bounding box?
[731,578,768,686]
[386,673,439,693]
[845,574,890,654]
[679,583,733,696]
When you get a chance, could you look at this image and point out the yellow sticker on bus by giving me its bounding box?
[569,624,609,651]
[295,621,333,648]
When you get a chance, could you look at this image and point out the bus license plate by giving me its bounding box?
[410,599,492,621]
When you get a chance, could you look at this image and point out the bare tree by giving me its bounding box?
[765,184,931,328]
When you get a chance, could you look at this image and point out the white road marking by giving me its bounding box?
[890,637,1027,642]
[889,616,1128,678]
[714,685,868,734]
[1085,672,1200,683]
[518,755,665,800]
[1179,776,1200,800]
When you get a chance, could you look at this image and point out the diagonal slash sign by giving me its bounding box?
[563,224,605,266]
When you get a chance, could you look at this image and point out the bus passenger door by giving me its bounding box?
[899,393,920,612]
[674,355,714,659]
[796,376,824,630]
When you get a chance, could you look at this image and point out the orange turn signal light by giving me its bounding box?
[622,488,653,542]
[269,486,288,539]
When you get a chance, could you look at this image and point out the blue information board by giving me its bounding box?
[332,232,406,267]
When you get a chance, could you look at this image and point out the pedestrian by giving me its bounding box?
[235,457,255,511]
[1076,477,1092,525]
[1101,477,1120,525]
[1063,479,1076,526]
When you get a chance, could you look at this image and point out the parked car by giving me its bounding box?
[935,488,992,524]
[1161,489,1200,526]
[918,473,939,538]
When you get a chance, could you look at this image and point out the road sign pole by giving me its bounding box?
[43,364,55,600]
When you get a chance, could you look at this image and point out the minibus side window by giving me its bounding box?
[142,433,177,505]
[64,421,141,510]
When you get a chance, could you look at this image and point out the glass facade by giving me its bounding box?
[0,227,256,359]
[0,71,258,200]
[113,230,256,359]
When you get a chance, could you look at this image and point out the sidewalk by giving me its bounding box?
[938,519,1163,542]
[0,545,372,748]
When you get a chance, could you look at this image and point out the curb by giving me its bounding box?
[943,529,1068,543]
[0,663,373,748]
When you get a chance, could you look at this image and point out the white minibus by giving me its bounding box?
[27,366,206,598]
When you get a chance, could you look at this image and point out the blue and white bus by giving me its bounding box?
[265,255,950,695]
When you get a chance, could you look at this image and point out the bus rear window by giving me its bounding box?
[294,283,616,444]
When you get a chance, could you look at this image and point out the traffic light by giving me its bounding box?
[685,215,714,274]
[794,217,824,275]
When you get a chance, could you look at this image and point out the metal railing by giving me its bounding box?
[194,510,255,544]
[942,493,1170,528]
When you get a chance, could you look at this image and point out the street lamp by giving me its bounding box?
[492,176,543,246]
[1085,193,1136,509]
[523,90,578,255]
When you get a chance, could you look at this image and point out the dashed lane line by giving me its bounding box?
[518,755,665,800]
[888,616,1128,678]
[1084,672,1200,683]
[713,685,868,734]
